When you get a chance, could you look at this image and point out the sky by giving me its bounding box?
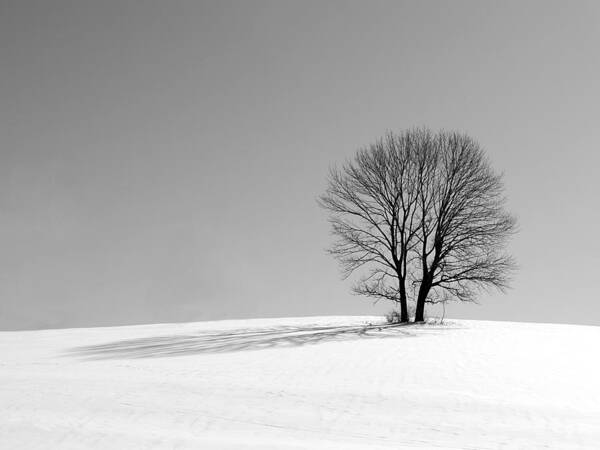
[1,0,599,330]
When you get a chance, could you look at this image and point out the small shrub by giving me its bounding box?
[385,310,403,324]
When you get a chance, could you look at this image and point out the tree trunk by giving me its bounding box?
[414,279,431,322]
[399,294,409,323]
[398,278,409,323]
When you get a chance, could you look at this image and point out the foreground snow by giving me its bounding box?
[1,316,599,449]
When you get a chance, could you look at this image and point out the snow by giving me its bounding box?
[1,316,599,449]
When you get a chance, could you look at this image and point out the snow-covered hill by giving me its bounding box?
[1,316,599,449]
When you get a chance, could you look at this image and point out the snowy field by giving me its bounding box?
[1,316,599,449]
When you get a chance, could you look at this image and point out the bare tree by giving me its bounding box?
[319,128,517,323]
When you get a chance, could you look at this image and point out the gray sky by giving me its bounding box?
[1,0,599,330]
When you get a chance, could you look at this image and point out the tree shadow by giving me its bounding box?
[66,322,458,360]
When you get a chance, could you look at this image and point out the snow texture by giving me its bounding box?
[1,316,599,449]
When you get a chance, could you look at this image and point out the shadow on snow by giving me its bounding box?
[66,322,460,360]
